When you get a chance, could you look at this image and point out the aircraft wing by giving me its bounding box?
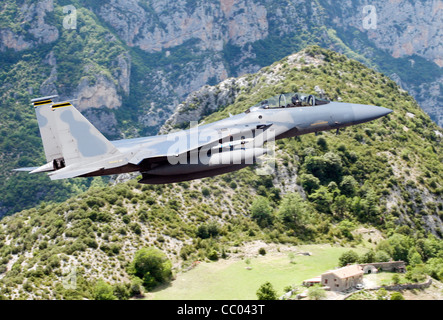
[48,165,104,180]
[128,122,273,165]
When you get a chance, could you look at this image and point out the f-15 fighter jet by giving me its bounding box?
[15,93,392,184]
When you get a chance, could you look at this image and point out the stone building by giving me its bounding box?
[321,265,364,291]
[359,261,406,274]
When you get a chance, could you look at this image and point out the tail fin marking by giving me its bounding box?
[51,102,120,166]
[33,97,64,163]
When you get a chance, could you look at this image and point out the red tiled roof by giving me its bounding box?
[324,265,363,279]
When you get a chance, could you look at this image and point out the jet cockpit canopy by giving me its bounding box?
[246,92,330,113]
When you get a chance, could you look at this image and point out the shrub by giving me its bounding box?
[128,248,172,290]
[122,215,131,224]
[113,283,130,300]
[130,277,144,296]
[207,249,218,261]
[308,285,326,300]
[250,196,273,227]
[338,250,359,267]
[298,174,320,194]
[340,176,359,197]
[201,187,211,197]
[93,280,116,300]
[256,282,277,300]
[197,224,209,239]
[277,193,310,227]
[390,292,405,300]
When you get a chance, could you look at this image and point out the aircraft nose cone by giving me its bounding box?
[352,105,393,124]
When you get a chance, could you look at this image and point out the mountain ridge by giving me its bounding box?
[0,47,442,300]
[1,0,441,216]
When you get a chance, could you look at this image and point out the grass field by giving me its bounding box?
[148,244,367,300]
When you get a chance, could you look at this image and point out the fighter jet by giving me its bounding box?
[15,93,392,184]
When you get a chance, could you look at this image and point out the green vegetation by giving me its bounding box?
[338,232,443,285]
[0,0,126,216]
[1,0,442,217]
[93,280,117,300]
[0,47,441,300]
[307,285,327,300]
[150,245,366,300]
[390,292,405,300]
[256,282,277,300]
[128,247,172,290]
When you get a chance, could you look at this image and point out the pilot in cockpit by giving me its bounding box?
[291,94,302,107]
[261,100,269,109]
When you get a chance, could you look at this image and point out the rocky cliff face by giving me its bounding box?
[2,0,439,134]
[160,50,325,133]
[99,0,269,53]
[0,0,441,215]
[92,0,442,130]
[331,0,442,67]
[325,0,442,126]
[0,0,59,51]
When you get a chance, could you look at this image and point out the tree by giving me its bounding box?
[408,248,423,267]
[316,136,328,151]
[390,292,405,300]
[307,285,326,300]
[277,193,309,227]
[339,250,360,267]
[250,196,273,227]
[392,274,401,285]
[256,282,277,300]
[129,247,172,290]
[113,283,130,300]
[388,234,412,262]
[360,249,376,263]
[405,265,427,283]
[130,277,144,296]
[298,173,320,194]
[309,186,334,214]
[338,220,355,240]
[426,258,443,281]
[374,250,391,262]
[331,194,349,217]
[376,288,389,300]
[93,280,117,300]
[340,175,359,197]
[303,152,342,182]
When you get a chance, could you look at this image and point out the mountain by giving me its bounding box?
[0,47,442,300]
[0,0,442,216]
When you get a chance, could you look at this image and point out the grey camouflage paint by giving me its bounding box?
[21,95,392,184]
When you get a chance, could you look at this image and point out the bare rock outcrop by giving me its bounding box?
[0,0,59,51]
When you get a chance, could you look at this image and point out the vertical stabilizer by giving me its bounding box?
[32,96,63,163]
[50,101,120,166]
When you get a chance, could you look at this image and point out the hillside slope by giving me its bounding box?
[0,0,441,216]
[0,47,442,300]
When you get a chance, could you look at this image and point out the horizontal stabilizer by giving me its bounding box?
[31,95,59,103]
[13,167,39,172]
[48,166,103,180]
